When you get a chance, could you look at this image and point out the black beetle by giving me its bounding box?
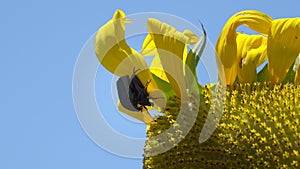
[117,70,152,112]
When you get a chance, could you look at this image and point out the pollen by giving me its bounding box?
[143,83,300,168]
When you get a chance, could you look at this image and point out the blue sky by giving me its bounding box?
[1,0,299,168]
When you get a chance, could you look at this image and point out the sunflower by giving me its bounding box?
[95,9,300,168]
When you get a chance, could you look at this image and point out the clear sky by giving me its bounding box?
[1,0,299,168]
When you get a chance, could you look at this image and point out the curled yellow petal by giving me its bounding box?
[94,9,157,92]
[145,18,198,98]
[236,33,267,83]
[234,10,273,35]
[216,10,272,85]
[146,18,198,59]
[94,9,133,75]
[267,18,300,83]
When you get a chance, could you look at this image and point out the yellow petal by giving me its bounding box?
[94,9,158,92]
[238,55,257,83]
[142,35,189,84]
[150,55,169,82]
[267,18,300,83]
[94,10,144,75]
[117,101,153,124]
[295,68,300,84]
[234,10,273,35]
[147,18,197,59]
[95,10,132,75]
[216,10,272,85]
[141,34,157,56]
[141,34,169,84]
[183,30,200,44]
[236,33,267,83]
[146,18,198,98]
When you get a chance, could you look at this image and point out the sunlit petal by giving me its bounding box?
[146,18,198,98]
[94,9,157,92]
[216,10,272,85]
[150,55,169,82]
[141,34,156,57]
[267,18,300,83]
[141,34,169,82]
[236,33,267,83]
[183,30,200,44]
[94,9,133,75]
